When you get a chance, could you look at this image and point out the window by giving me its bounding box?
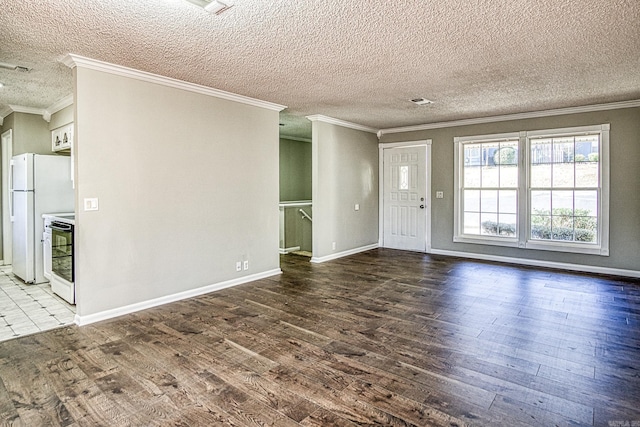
[454,124,609,255]
[454,133,520,244]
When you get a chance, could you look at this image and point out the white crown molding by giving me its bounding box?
[379,99,640,136]
[280,135,311,143]
[306,114,378,134]
[44,94,74,121]
[7,104,50,122]
[61,54,286,112]
[8,105,46,116]
[0,98,72,123]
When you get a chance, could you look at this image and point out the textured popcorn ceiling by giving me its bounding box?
[1,0,639,139]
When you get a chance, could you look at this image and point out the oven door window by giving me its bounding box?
[51,224,74,283]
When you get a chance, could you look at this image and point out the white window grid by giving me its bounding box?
[454,124,610,256]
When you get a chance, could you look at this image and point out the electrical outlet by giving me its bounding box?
[243,260,249,270]
[235,262,242,272]
[332,242,336,250]
[436,191,444,199]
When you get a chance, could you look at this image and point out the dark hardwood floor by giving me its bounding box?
[1,249,639,426]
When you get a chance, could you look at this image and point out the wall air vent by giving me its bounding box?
[184,0,234,14]
[410,98,434,106]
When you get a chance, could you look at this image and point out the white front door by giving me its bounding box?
[383,145,428,251]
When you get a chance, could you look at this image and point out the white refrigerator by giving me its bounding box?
[11,153,74,284]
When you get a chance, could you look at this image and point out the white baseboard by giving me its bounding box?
[430,249,640,278]
[311,243,379,264]
[279,246,301,255]
[74,268,282,326]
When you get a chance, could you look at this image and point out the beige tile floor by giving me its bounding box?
[0,266,75,343]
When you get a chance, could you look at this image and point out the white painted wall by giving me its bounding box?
[311,120,379,259]
[74,66,281,318]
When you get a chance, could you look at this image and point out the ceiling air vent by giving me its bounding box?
[185,0,234,14]
[410,98,434,106]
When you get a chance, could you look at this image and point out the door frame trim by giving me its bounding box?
[378,140,432,252]
[1,129,13,265]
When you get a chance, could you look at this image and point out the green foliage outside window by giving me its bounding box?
[481,221,516,236]
[531,208,597,242]
[480,208,597,242]
[493,147,518,165]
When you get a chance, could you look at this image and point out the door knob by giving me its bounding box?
[420,204,425,209]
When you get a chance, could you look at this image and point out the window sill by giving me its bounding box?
[453,235,609,256]
[524,240,609,256]
[453,235,519,248]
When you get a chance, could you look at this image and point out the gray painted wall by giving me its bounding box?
[9,112,51,155]
[312,121,379,258]
[380,107,640,272]
[74,66,281,317]
[49,105,74,130]
[283,206,312,252]
[279,138,311,202]
[1,113,15,137]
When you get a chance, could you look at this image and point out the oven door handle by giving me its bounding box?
[50,222,73,231]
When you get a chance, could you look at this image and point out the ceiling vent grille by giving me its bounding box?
[185,0,234,14]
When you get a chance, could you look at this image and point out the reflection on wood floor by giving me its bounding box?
[1,249,639,426]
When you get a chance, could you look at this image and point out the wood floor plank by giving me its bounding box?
[0,376,22,426]
[300,407,358,426]
[489,394,593,427]
[1,249,639,426]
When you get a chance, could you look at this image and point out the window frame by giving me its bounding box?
[453,132,522,248]
[454,124,610,256]
[523,124,610,256]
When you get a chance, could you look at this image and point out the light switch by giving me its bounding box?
[436,191,444,199]
[84,198,99,211]
[355,204,360,211]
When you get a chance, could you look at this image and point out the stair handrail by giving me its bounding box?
[299,209,313,222]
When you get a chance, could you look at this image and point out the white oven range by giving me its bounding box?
[43,213,75,304]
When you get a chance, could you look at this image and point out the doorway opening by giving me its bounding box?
[279,117,313,259]
[0,123,76,344]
